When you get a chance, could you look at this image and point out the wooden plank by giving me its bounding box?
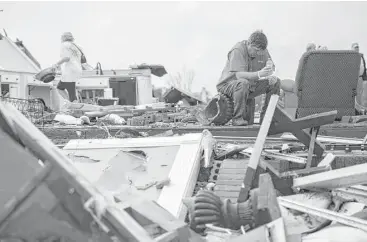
[281,133,366,145]
[272,107,325,157]
[278,196,367,232]
[214,180,243,186]
[293,162,367,190]
[237,95,279,202]
[279,166,330,178]
[269,111,337,135]
[317,153,335,167]
[256,173,282,226]
[0,103,156,242]
[214,185,241,192]
[227,218,287,242]
[157,137,204,220]
[63,133,202,150]
[269,110,337,134]
[130,200,189,240]
[260,159,329,178]
[333,186,367,205]
[215,144,249,160]
[242,148,307,165]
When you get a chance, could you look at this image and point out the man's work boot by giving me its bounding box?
[232,119,248,126]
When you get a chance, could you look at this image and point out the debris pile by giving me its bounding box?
[4,92,367,242]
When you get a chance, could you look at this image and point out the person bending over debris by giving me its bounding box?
[53,32,85,102]
[216,30,280,126]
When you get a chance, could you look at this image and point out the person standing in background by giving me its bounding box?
[352,42,367,112]
[352,42,367,80]
[53,32,85,102]
[306,43,316,52]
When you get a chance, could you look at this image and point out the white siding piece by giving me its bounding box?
[63,133,203,150]
[157,136,204,219]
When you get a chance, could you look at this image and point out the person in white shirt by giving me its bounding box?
[53,32,83,102]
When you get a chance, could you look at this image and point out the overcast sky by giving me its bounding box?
[1,1,366,94]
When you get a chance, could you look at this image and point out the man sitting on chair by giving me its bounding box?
[216,30,280,126]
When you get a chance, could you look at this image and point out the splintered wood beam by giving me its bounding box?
[270,106,327,157]
[237,95,279,203]
[260,159,330,179]
[278,196,367,232]
[269,110,337,134]
[227,217,288,242]
[129,200,191,241]
[256,173,282,226]
[293,162,367,190]
[317,153,335,168]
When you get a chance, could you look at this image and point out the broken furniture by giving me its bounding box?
[237,94,337,202]
[282,50,361,120]
[0,102,204,241]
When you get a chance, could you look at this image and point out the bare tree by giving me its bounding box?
[165,65,195,91]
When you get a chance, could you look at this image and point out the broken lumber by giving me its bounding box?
[227,217,288,242]
[256,173,282,226]
[293,162,367,190]
[269,107,334,157]
[238,95,279,202]
[0,102,156,241]
[281,133,366,145]
[0,102,204,241]
[269,110,337,134]
[63,133,203,150]
[278,196,367,232]
[317,153,335,168]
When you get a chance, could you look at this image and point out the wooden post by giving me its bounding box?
[237,95,279,203]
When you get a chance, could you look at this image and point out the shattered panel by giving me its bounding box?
[62,146,180,202]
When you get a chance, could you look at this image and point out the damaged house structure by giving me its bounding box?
[0,30,50,103]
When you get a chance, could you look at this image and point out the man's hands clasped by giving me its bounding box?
[258,66,273,79]
[258,66,277,85]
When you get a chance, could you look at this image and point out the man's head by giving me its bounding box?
[61,32,74,42]
[352,42,360,52]
[247,30,268,56]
